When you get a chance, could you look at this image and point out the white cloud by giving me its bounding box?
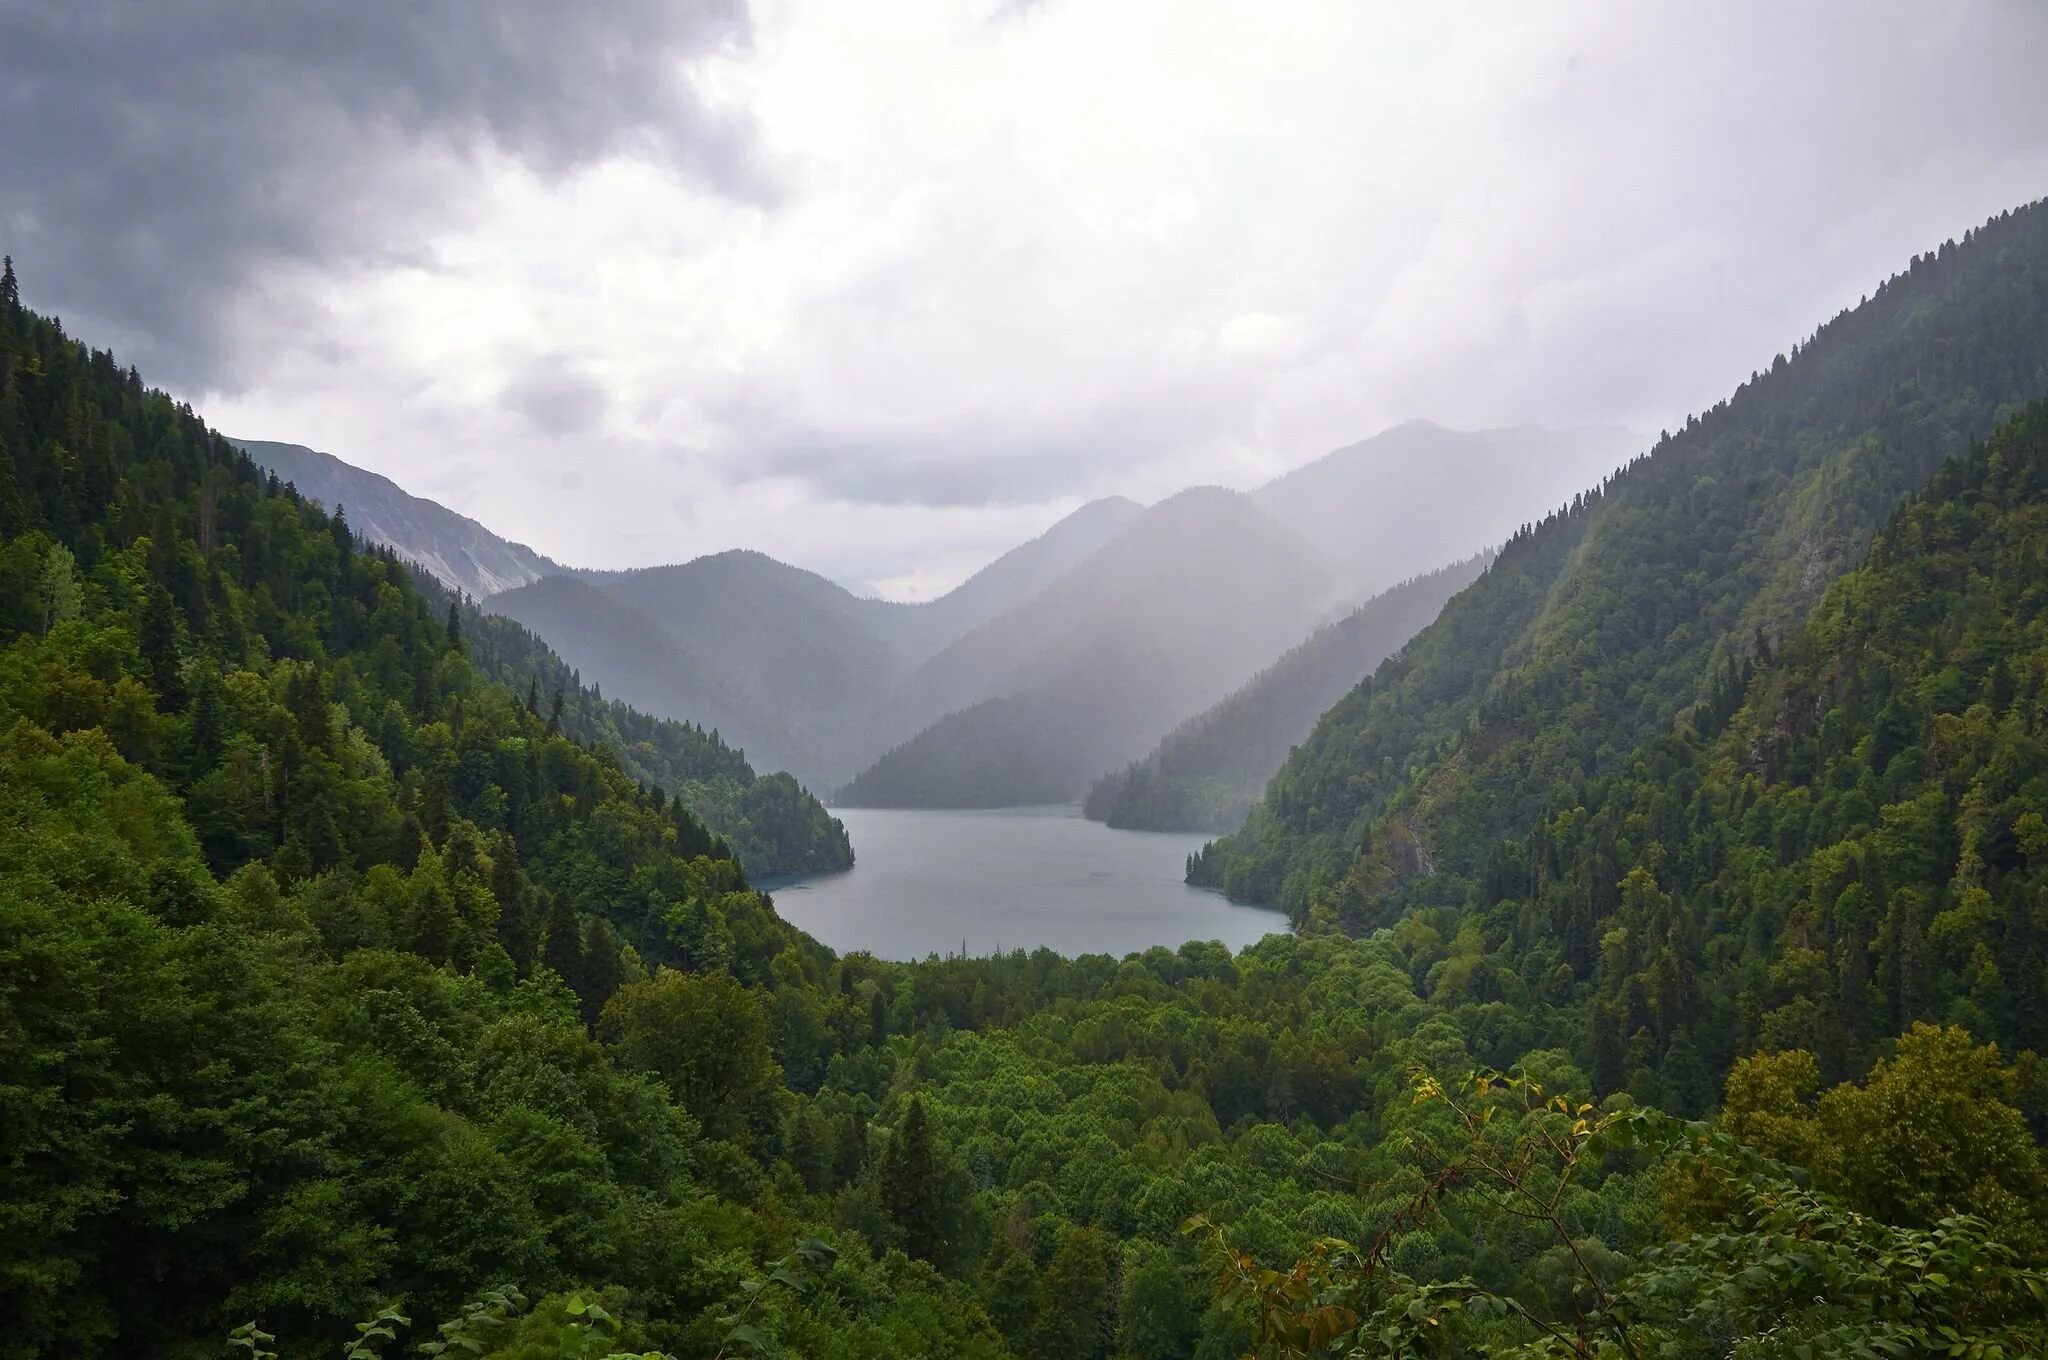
[137,2,2048,590]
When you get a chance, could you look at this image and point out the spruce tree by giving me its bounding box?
[881,1096,942,1262]
[138,580,185,709]
[187,666,226,777]
[539,891,583,992]
[832,1110,868,1188]
[579,917,625,1025]
[410,872,458,965]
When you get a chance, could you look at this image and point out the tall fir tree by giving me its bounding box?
[881,1096,942,1263]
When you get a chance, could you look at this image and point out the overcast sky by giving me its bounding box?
[5,2,2046,597]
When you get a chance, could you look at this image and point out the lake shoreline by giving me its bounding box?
[762,804,1290,961]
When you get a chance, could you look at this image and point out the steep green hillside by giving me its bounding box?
[0,272,950,1355]
[1085,552,1491,832]
[1485,402,2048,1096]
[1195,203,2048,921]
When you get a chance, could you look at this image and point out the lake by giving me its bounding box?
[763,805,1290,960]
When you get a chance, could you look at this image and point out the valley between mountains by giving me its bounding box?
[242,422,1637,819]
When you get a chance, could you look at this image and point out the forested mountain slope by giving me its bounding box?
[1482,400,2048,1098]
[838,487,1339,807]
[491,550,901,787]
[2,252,2045,1360]
[222,446,848,871]
[0,273,943,1355]
[478,573,803,767]
[429,580,848,876]
[1195,202,2048,921]
[236,438,563,598]
[1085,551,1492,832]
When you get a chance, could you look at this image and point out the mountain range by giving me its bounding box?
[245,419,1636,807]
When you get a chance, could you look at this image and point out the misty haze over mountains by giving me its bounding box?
[1252,422,1642,583]
[1083,550,1497,833]
[838,486,1338,806]
[242,421,1638,802]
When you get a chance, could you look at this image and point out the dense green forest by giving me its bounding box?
[4,201,2048,1360]
[1086,553,1493,833]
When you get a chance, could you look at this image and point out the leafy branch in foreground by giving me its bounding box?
[418,1285,526,1356]
[714,1236,839,1358]
[557,1294,669,1360]
[1193,1070,2048,1358]
[341,1304,411,1359]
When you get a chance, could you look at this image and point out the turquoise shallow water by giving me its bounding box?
[762,804,1289,961]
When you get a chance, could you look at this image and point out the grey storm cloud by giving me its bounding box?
[0,0,762,391]
[9,2,2048,593]
[755,434,1113,508]
[505,359,612,438]
[730,374,1253,508]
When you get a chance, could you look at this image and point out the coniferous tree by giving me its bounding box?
[832,1110,868,1188]
[539,891,583,992]
[186,665,226,777]
[410,869,459,965]
[881,1096,942,1262]
[579,917,625,1025]
[138,580,184,709]
[489,837,536,969]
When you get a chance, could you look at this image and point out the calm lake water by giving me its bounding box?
[763,805,1289,960]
